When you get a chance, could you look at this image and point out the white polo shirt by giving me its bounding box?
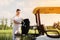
[13,16,23,34]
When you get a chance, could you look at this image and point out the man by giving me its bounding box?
[13,9,23,40]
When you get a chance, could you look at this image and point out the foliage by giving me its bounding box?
[0,25,12,30]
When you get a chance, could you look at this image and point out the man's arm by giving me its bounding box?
[13,20,20,24]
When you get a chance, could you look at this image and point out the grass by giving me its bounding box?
[0,30,12,40]
[0,30,12,34]
[0,29,39,40]
[0,27,60,40]
[0,33,12,40]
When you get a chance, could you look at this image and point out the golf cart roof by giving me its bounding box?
[33,7,60,14]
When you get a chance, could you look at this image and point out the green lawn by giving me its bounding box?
[0,30,12,34]
[0,29,39,40]
[0,28,60,40]
[0,30,12,40]
[0,28,60,34]
[0,29,39,34]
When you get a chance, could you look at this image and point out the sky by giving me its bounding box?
[0,0,60,26]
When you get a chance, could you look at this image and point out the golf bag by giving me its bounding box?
[21,19,30,34]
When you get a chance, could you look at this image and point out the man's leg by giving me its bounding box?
[13,33,16,40]
[13,26,17,40]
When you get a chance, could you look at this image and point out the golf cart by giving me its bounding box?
[33,7,60,39]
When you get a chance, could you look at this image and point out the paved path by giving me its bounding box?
[36,35,60,40]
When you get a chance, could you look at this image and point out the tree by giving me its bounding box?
[1,17,4,30]
[10,19,13,29]
[4,18,8,30]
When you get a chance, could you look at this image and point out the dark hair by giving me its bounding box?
[16,9,21,11]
